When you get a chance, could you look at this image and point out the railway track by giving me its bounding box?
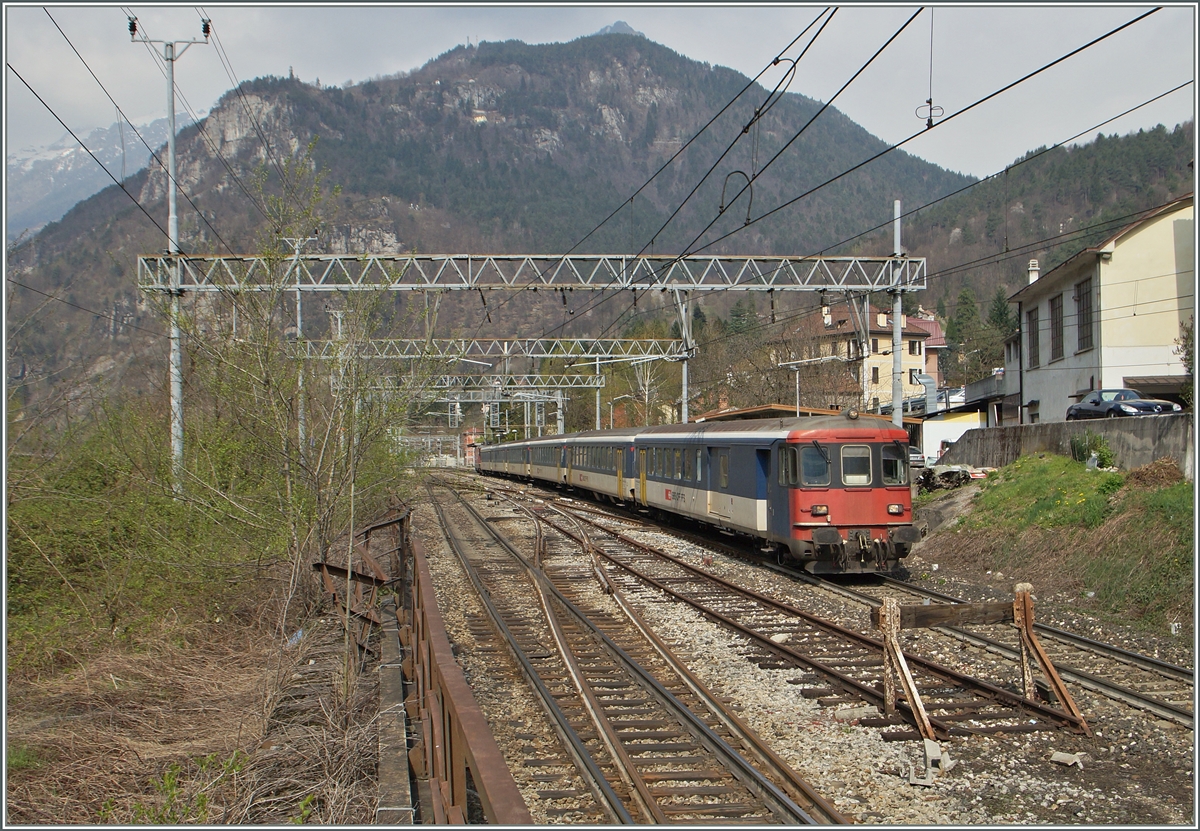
[505,491,1089,741]
[507,479,1194,731]
[429,482,844,824]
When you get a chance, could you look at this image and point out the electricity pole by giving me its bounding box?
[129,15,210,494]
[891,200,904,428]
[285,236,317,452]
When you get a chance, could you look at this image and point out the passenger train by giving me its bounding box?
[476,411,921,574]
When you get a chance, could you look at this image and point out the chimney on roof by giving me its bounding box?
[1028,259,1040,285]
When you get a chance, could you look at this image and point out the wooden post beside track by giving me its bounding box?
[871,585,1091,737]
[877,598,937,741]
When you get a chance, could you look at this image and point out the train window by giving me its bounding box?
[674,449,682,480]
[779,446,799,486]
[683,448,694,480]
[666,449,674,479]
[696,449,703,482]
[799,447,829,485]
[882,444,907,485]
[719,451,729,488]
[841,446,872,485]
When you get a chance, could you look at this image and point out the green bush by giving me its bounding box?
[1070,430,1114,468]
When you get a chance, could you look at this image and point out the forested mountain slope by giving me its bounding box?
[5,30,1193,418]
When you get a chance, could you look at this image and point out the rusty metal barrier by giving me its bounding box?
[395,534,532,825]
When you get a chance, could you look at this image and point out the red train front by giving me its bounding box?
[779,415,920,574]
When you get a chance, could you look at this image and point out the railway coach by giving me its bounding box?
[476,411,920,574]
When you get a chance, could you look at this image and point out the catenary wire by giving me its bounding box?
[474,9,835,336]
[554,8,1171,348]
[536,7,908,342]
[688,7,1162,258]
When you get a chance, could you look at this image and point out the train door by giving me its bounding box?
[767,442,795,542]
[752,447,769,533]
[616,448,624,498]
[707,447,732,518]
[638,449,647,505]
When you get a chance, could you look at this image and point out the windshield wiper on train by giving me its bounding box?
[811,439,829,465]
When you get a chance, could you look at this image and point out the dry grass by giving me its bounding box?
[5,578,380,825]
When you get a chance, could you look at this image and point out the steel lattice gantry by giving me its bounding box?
[142,252,926,431]
[298,338,683,362]
[138,253,925,293]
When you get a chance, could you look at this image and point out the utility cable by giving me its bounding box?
[42,7,240,256]
[690,7,1162,257]
[538,8,918,344]
[6,276,165,337]
[120,6,276,232]
[6,62,176,248]
[811,80,1193,258]
[474,9,835,337]
[196,7,312,220]
[589,7,1174,347]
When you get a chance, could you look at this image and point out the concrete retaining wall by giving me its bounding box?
[938,413,1194,480]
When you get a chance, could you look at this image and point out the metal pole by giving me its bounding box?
[130,18,207,495]
[165,43,185,494]
[795,369,800,417]
[681,358,689,424]
[595,358,601,429]
[891,200,904,428]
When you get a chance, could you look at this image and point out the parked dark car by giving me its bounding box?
[1066,389,1183,419]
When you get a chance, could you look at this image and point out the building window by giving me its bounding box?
[871,338,879,354]
[1075,278,1093,351]
[1026,307,1040,368]
[909,368,920,385]
[1050,294,1064,361]
[909,339,921,355]
[871,366,879,384]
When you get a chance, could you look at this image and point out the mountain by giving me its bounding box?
[6,114,191,242]
[592,21,645,37]
[5,30,1192,419]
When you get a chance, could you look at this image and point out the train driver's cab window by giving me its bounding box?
[799,446,830,486]
[882,444,908,485]
[841,445,872,485]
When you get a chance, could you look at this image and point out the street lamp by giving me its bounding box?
[609,394,634,429]
[778,356,851,416]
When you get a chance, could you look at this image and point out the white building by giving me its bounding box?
[1006,194,1193,423]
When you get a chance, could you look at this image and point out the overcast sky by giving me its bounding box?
[4,3,1196,179]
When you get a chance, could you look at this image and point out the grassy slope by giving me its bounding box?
[917,454,1193,630]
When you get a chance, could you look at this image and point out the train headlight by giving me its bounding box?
[810,505,829,516]
[887,503,905,515]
